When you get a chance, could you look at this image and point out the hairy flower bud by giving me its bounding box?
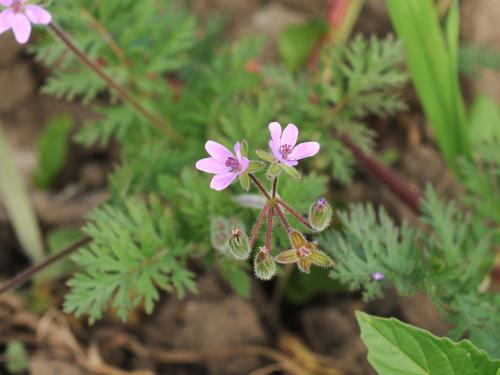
[309,197,333,232]
[228,227,251,260]
[254,247,276,280]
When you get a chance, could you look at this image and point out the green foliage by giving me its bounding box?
[357,312,500,375]
[459,44,500,78]
[219,258,251,298]
[320,204,421,301]
[5,341,29,374]
[64,197,197,323]
[34,114,74,189]
[279,20,327,73]
[386,0,470,171]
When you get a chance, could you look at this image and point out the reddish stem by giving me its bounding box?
[339,134,422,214]
[276,199,314,230]
[250,204,271,247]
[274,206,292,233]
[272,178,278,198]
[0,237,91,295]
[249,174,271,200]
[266,207,274,251]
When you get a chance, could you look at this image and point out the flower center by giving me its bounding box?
[12,0,24,13]
[298,246,311,258]
[225,157,241,172]
[280,144,293,159]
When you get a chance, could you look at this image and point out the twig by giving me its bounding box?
[0,237,91,295]
[250,204,270,247]
[48,23,181,142]
[276,198,314,230]
[249,173,271,200]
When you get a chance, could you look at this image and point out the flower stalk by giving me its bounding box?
[48,23,182,142]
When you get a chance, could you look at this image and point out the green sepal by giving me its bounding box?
[256,149,275,163]
[240,140,248,158]
[309,250,335,268]
[281,163,302,181]
[239,173,250,191]
[275,249,299,264]
[254,251,276,280]
[267,162,281,179]
[247,160,266,173]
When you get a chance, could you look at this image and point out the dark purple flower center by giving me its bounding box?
[225,157,241,171]
[280,144,293,159]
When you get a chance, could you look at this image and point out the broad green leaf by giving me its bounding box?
[356,311,500,375]
[0,123,44,262]
[279,20,328,73]
[35,114,74,189]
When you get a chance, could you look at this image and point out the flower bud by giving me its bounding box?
[228,227,251,260]
[309,197,333,232]
[254,247,276,281]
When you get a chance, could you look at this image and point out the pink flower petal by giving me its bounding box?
[281,123,298,148]
[268,122,282,151]
[25,5,52,25]
[239,157,249,174]
[269,140,283,162]
[288,142,320,160]
[205,140,233,163]
[210,172,237,191]
[234,142,242,161]
[0,9,14,34]
[195,157,228,174]
[283,159,298,167]
[12,13,31,44]
[0,0,13,7]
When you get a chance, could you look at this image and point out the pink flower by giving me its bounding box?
[268,122,320,166]
[0,0,51,44]
[196,141,249,191]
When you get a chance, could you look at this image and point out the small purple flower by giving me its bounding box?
[268,122,320,167]
[0,0,51,44]
[196,141,249,191]
[371,272,385,281]
[317,197,327,208]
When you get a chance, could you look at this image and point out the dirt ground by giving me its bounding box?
[1,1,499,374]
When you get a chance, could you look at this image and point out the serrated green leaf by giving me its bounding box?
[356,312,500,375]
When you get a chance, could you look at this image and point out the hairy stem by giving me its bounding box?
[272,177,278,198]
[250,204,271,247]
[276,199,314,230]
[0,237,91,295]
[266,207,274,251]
[274,205,292,233]
[249,173,271,200]
[49,23,181,142]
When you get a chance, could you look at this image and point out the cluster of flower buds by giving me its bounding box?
[196,122,335,279]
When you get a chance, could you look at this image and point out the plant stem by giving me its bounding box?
[0,236,91,295]
[272,177,278,198]
[274,205,292,233]
[339,133,422,214]
[250,204,270,247]
[276,199,314,230]
[266,207,274,250]
[249,173,271,200]
[48,23,181,142]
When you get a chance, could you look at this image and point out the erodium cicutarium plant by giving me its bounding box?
[196,122,335,280]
